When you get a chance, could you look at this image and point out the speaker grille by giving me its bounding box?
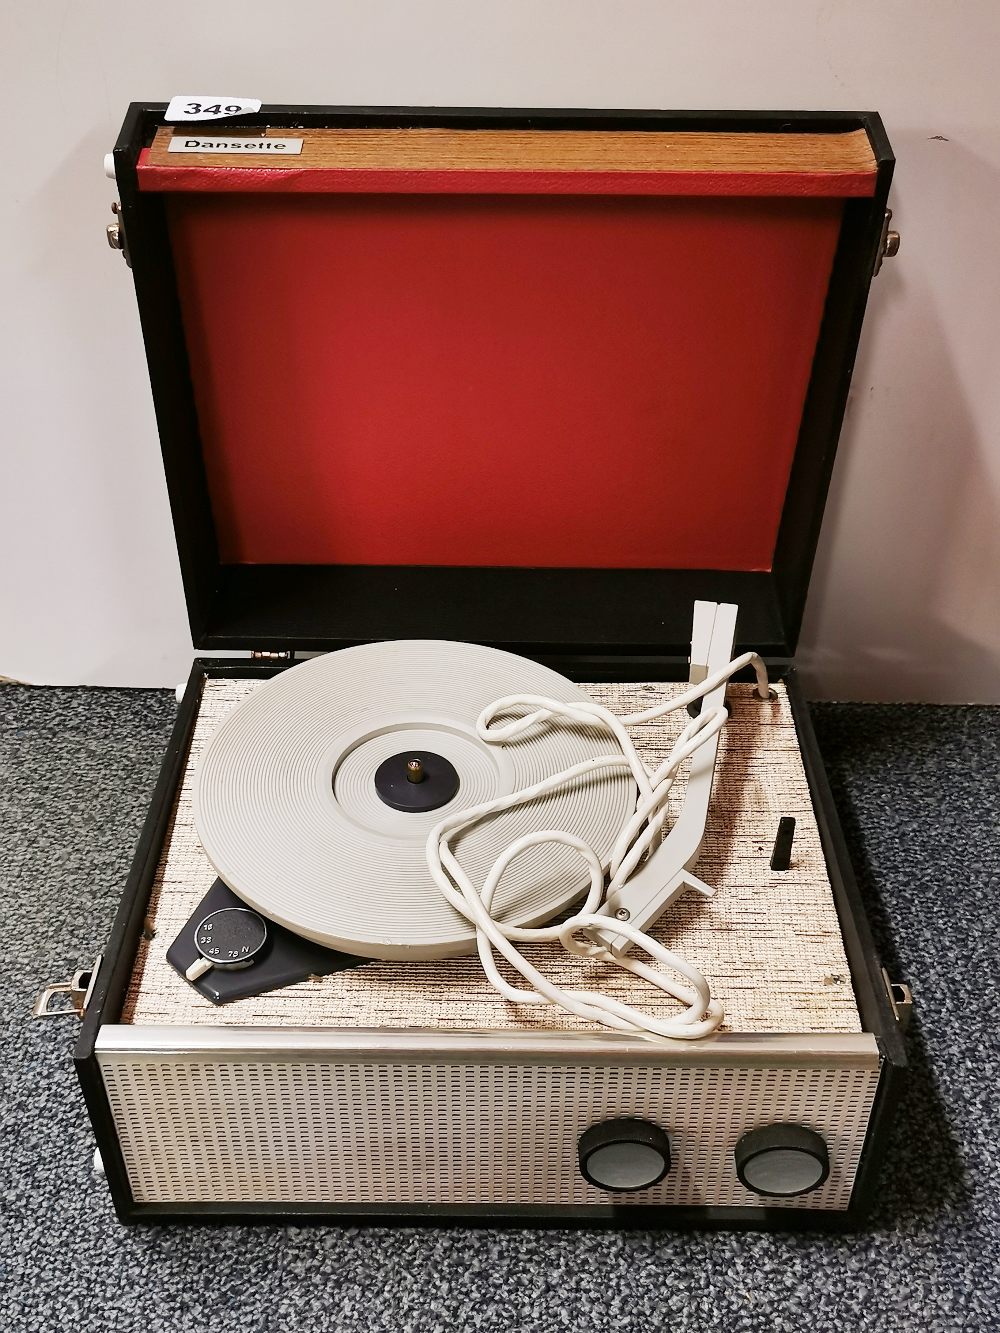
[100,1054,878,1210]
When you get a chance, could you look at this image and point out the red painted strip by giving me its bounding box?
[138,153,876,198]
[164,192,844,570]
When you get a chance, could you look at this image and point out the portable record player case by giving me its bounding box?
[65,102,908,1228]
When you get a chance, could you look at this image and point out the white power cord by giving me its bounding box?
[426,652,770,1042]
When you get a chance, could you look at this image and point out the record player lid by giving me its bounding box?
[111,105,894,662]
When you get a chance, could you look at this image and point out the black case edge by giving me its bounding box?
[83,104,901,1226]
[77,658,904,1228]
[111,105,893,660]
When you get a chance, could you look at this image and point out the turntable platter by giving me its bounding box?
[193,641,635,959]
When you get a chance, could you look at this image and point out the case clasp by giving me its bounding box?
[874,208,900,276]
[881,966,913,1030]
[33,956,102,1019]
[106,202,130,268]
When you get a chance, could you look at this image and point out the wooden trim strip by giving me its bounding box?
[139,126,877,198]
[138,160,875,197]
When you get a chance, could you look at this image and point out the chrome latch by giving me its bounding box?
[881,966,913,1030]
[874,208,900,276]
[250,650,293,662]
[33,956,102,1019]
[106,202,130,268]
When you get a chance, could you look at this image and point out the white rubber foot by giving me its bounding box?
[93,1147,105,1176]
[175,682,186,704]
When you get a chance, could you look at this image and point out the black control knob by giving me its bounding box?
[578,1118,671,1192]
[734,1123,830,1197]
[185,906,268,983]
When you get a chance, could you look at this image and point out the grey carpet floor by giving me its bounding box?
[2,687,997,1332]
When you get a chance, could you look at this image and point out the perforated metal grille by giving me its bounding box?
[100,1053,878,1210]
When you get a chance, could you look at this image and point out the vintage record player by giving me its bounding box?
[42,102,910,1227]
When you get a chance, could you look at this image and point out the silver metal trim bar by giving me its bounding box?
[96,1023,880,1069]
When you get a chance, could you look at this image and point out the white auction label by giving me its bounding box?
[165,96,262,122]
[167,136,304,155]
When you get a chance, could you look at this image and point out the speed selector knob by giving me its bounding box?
[578,1118,671,1192]
[734,1123,830,1197]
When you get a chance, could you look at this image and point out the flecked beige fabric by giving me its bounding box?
[123,678,861,1033]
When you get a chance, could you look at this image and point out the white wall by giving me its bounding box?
[3,0,999,700]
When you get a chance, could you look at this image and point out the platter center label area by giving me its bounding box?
[330,716,507,835]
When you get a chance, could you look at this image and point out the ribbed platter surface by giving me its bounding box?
[194,641,634,958]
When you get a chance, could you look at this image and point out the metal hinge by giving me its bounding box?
[106,201,131,267]
[249,650,293,662]
[874,208,900,276]
[33,956,102,1020]
[881,966,913,1031]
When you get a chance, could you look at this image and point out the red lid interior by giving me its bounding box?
[164,191,840,571]
[138,125,875,577]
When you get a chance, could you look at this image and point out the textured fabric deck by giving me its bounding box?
[3,687,997,1331]
[123,677,859,1033]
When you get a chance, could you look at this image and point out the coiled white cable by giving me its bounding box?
[425,652,770,1041]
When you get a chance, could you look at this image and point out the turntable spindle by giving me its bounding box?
[372,748,460,813]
